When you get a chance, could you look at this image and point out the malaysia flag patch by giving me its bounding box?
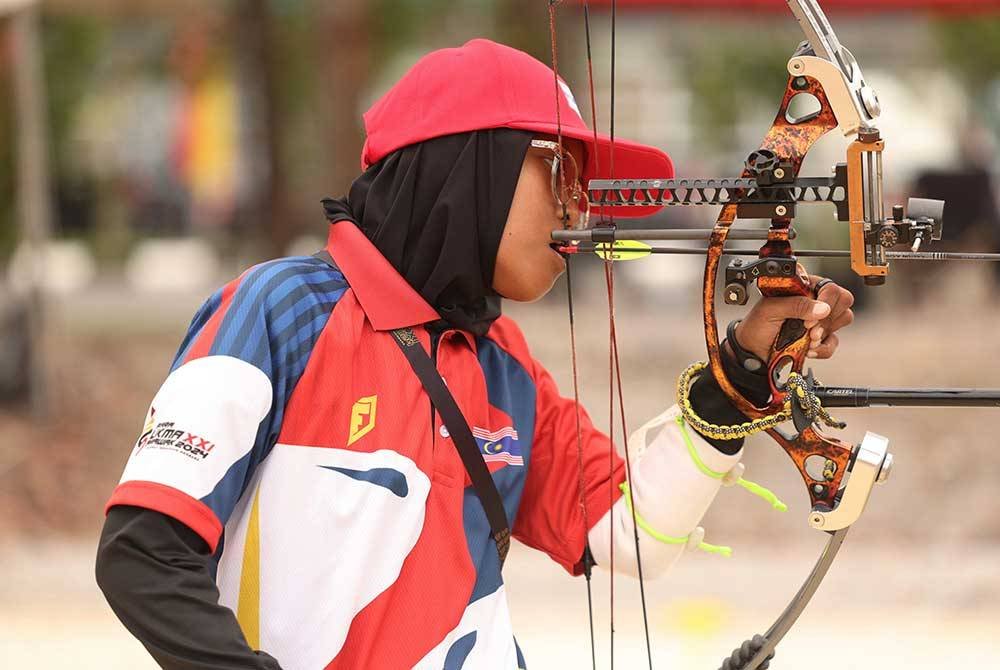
[472,426,523,466]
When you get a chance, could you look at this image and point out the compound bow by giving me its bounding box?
[547,1,1000,669]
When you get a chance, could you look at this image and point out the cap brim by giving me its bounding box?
[509,122,674,219]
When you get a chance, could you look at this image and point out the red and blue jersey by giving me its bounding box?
[107,220,624,669]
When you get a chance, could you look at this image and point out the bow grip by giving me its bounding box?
[757,265,813,397]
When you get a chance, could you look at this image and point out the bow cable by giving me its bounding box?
[597,2,655,668]
[548,4,597,669]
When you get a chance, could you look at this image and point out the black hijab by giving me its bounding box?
[322,129,533,336]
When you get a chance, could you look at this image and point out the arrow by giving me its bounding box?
[559,242,1000,263]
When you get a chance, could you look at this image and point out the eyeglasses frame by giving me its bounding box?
[530,139,590,230]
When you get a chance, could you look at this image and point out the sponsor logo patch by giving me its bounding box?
[473,426,523,466]
[133,412,217,461]
[347,395,378,446]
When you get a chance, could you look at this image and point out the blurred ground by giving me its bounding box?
[3,540,999,668]
[1,261,998,667]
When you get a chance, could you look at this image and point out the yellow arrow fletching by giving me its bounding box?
[594,240,653,261]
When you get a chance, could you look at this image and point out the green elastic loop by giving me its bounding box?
[619,482,732,558]
[736,478,788,512]
[675,416,788,512]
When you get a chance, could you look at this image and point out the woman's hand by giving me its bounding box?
[733,275,855,363]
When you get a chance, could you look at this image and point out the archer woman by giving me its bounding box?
[96,39,853,670]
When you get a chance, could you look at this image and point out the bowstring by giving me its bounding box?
[571,3,620,664]
[553,3,653,668]
[564,260,597,670]
[548,4,597,670]
[596,1,654,667]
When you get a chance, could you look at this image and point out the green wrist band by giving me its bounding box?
[675,415,788,512]
[619,481,732,558]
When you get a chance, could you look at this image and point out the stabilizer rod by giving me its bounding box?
[816,387,1000,408]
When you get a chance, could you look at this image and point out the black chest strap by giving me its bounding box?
[313,249,510,566]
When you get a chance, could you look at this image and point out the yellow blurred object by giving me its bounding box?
[178,71,238,217]
[661,597,731,638]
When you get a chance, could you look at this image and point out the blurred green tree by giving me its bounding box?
[0,19,15,261]
[0,14,105,261]
[677,25,791,154]
[933,16,1000,148]
[41,14,104,183]
[934,17,1000,99]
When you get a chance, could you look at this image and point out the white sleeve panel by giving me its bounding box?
[588,404,742,578]
[118,355,274,501]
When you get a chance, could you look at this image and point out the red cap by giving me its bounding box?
[361,39,673,218]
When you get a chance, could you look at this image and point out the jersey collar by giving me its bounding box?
[325,219,441,331]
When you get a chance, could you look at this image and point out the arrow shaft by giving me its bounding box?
[562,244,1000,262]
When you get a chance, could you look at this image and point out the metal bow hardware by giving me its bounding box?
[547,1,1000,669]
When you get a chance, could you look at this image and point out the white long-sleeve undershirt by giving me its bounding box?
[587,404,743,578]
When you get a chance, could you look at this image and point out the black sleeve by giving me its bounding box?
[95,505,283,670]
[686,339,772,456]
